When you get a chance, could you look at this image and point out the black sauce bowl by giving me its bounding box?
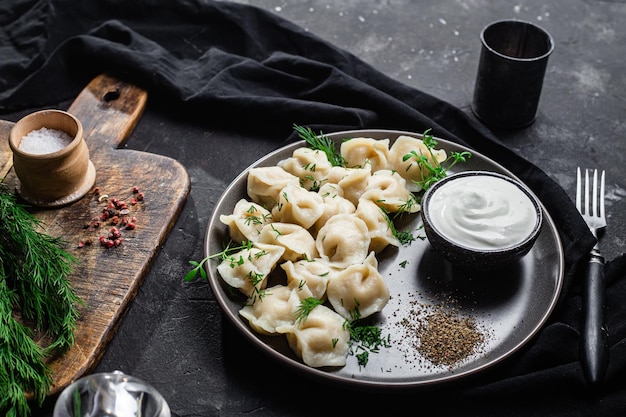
[420,171,543,270]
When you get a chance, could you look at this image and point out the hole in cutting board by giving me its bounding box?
[103,89,120,102]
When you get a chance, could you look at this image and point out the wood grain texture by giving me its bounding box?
[1,74,190,395]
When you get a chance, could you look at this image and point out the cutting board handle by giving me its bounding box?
[67,74,148,154]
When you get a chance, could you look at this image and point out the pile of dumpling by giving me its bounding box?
[218,135,446,368]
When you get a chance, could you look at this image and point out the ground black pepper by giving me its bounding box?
[394,291,489,370]
[416,307,484,367]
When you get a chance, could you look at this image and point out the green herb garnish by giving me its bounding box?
[402,128,472,191]
[295,297,324,324]
[379,206,416,245]
[243,205,264,226]
[346,308,391,368]
[390,193,420,221]
[293,124,345,167]
[349,324,391,367]
[245,270,267,304]
[184,240,254,282]
[1,185,82,417]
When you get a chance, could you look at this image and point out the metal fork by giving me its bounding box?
[576,167,609,386]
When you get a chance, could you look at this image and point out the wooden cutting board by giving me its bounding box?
[0,74,190,395]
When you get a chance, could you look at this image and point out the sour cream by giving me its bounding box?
[427,174,539,250]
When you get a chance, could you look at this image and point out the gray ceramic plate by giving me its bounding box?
[204,129,564,388]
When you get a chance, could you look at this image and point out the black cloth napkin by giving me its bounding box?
[1,1,625,416]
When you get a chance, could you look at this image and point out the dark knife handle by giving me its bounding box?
[580,255,609,385]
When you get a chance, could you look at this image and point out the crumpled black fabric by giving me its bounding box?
[1,0,625,415]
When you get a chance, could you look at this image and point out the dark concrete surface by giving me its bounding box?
[27,1,625,415]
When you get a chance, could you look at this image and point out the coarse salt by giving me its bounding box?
[19,127,73,154]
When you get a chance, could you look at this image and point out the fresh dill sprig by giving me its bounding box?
[1,186,81,416]
[402,128,472,191]
[293,124,345,167]
[184,240,254,282]
[349,324,391,367]
[395,194,420,218]
[294,297,324,325]
[0,275,54,417]
[380,206,417,245]
[346,308,391,368]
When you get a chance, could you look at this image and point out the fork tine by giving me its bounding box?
[600,169,606,219]
[584,168,591,216]
[576,167,582,211]
[592,169,599,217]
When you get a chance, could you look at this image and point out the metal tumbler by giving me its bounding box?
[472,20,554,129]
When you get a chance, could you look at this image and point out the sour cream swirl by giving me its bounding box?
[428,174,538,250]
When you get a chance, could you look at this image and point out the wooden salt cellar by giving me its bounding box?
[9,109,96,208]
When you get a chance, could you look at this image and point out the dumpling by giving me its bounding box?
[281,258,336,300]
[217,242,285,298]
[219,199,273,243]
[278,147,333,191]
[340,137,390,172]
[334,166,372,206]
[387,135,447,192]
[326,166,351,184]
[247,166,299,207]
[271,183,324,229]
[239,282,313,336]
[317,182,343,200]
[360,170,420,214]
[315,213,370,268]
[258,222,318,262]
[277,304,350,368]
[313,183,356,233]
[355,198,400,253]
[326,251,390,320]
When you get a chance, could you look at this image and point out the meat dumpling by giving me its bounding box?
[281,258,336,300]
[327,166,371,206]
[277,304,350,368]
[361,170,420,214]
[217,242,285,298]
[258,222,318,262]
[247,166,299,207]
[355,198,400,254]
[271,183,324,230]
[340,137,390,172]
[326,251,390,320]
[315,213,370,268]
[278,147,333,191]
[239,282,313,336]
[313,183,356,233]
[219,199,273,243]
[387,135,447,192]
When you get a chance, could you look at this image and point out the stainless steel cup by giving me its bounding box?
[471,20,554,129]
[53,371,170,417]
